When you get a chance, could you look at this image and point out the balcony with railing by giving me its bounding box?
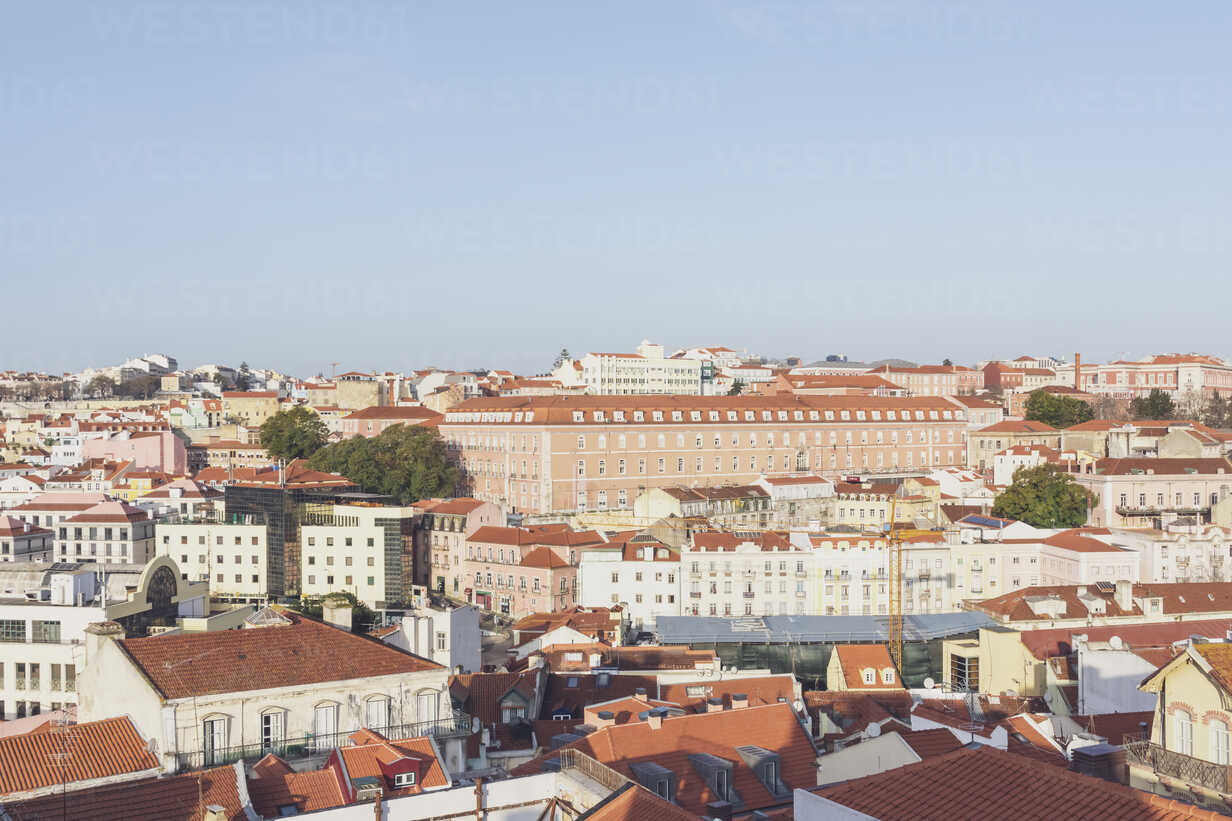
[175,713,472,772]
[1126,741,1232,794]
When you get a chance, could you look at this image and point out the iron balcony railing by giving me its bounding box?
[556,748,631,792]
[176,713,472,772]
[1125,740,1232,794]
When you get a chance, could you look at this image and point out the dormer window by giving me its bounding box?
[393,771,416,787]
[714,768,729,800]
[736,745,788,797]
[862,668,875,685]
[882,669,895,684]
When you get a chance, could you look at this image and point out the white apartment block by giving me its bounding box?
[680,532,814,617]
[577,538,681,631]
[577,341,702,395]
[157,518,271,602]
[300,503,417,610]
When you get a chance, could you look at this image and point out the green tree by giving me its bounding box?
[942,358,953,367]
[1024,389,1094,428]
[308,424,459,504]
[1203,393,1232,429]
[296,591,377,633]
[119,374,160,399]
[86,375,116,398]
[1130,388,1176,420]
[553,348,572,369]
[728,379,746,396]
[992,463,1093,528]
[236,361,253,391]
[260,406,329,461]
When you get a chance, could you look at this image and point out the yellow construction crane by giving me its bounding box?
[887,495,904,675]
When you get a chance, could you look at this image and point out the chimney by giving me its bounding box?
[705,697,724,713]
[1074,353,1082,390]
[633,687,648,704]
[706,801,734,821]
[647,707,666,730]
[203,806,229,821]
[321,595,353,632]
[593,710,616,729]
[84,620,124,663]
[1114,580,1133,612]
[731,693,748,710]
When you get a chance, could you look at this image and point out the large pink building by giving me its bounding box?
[872,365,984,396]
[460,524,604,616]
[439,395,970,515]
[1064,354,1232,398]
[80,431,186,475]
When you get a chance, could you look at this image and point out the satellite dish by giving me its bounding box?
[1005,688,1018,698]
[1044,692,1053,704]
[1109,636,1123,650]
[867,723,882,738]
[923,677,935,690]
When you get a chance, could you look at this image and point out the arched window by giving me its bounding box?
[201,713,229,766]
[260,707,286,751]
[365,695,391,732]
[1212,717,1230,764]
[313,701,339,750]
[1174,709,1194,756]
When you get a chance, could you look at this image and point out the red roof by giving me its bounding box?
[0,716,159,796]
[4,765,247,820]
[337,731,449,796]
[117,612,441,699]
[816,745,1220,820]
[342,405,441,421]
[976,420,1058,434]
[247,754,347,817]
[514,703,815,816]
[1018,618,1232,660]
[579,782,701,821]
[833,644,901,690]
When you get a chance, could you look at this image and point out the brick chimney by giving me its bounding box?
[1074,353,1082,390]
[706,800,734,821]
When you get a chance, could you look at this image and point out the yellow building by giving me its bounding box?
[221,391,280,426]
[1134,643,1232,805]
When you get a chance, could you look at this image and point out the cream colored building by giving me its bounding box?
[557,340,703,395]
[221,391,280,425]
[1073,457,1232,528]
[156,518,271,603]
[299,502,418,609]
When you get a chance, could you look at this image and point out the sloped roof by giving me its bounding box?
[0,716,159,796]
[1,765,248,821]
[337,731,449,796]
[247,754,347,817]
[117,612,441,699]
[833,644,900,689]
[816,745,1218,820]
[577,781,701,821]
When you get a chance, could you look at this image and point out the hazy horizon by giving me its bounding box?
[5,2,1231,376]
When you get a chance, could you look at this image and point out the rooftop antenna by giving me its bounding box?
[330,362,340,380]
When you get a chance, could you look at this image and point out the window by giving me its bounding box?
[862,669,875,685]
[714,768,729,800]
[365,697,390,731]
[261,710,284,750]
[1174,710,1193,756]
[1212,718,1230,765]
[393,771,417,787]
[313,703,338,749]
[32,620,60,643]
[203,717,227,765]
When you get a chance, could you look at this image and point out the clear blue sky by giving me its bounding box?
[4,2,1231,376]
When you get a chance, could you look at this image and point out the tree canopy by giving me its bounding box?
[307,424,459,504]
[1201,393,1232,429]
[260,406,329,461]
[1023,389,1094,429]
[728,378,746,396]
[1130,388,1176,420]
[86,375,116,398]
[992,463,1093,528]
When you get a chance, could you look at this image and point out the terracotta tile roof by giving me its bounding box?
[1,764,248,821]
[342,405,441,421]
[578,781,700,821]
[1090,457,1232,476]
[584,695,682,725]
[0,515,53,537]
[515,703,815,817]
[976,420,1058,434]
[1018,618,1232,660]
[337,731,449,796]
[1071,711,1156,746]
[802,691,914,741]
[833,644,900,690]
[512,607,621,640]
[689,530,793,552]
[247,754,347,817]
[228,458,352,489]
[520,546,571,569]
[1191,643,1232,692]
[0,716,159,797]
[541,673,659,720]
[973,582,1232,622]
[117,612,442,699]
[892,727,964,759]
[658,675,797,712]
[817,745,1221,820]
[471,525,604,548]
[449,671,539,724]
[536,644,715,674]
[63,499,151,524]
[222,390,278,398]
[412,496,488,515]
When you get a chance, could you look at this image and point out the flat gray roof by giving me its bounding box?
[655,612,996,645]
